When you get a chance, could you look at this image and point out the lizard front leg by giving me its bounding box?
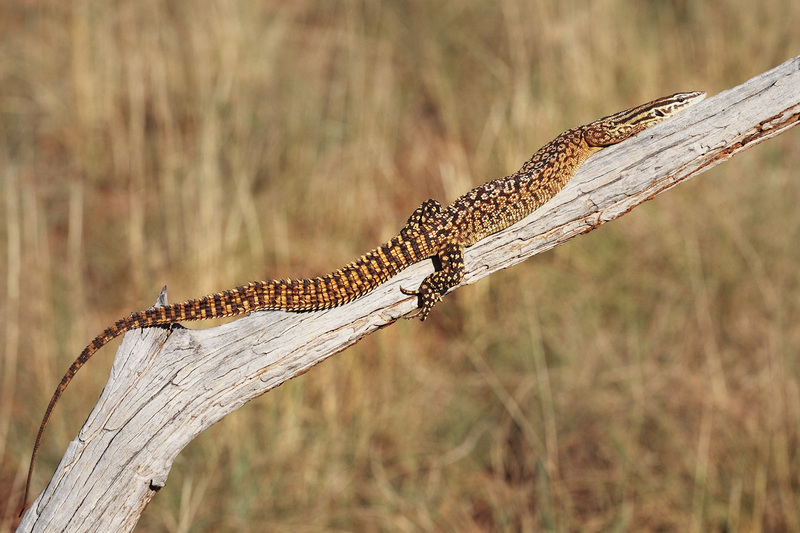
[401,241,464,321]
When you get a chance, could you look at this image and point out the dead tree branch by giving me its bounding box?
[18,54,800,532]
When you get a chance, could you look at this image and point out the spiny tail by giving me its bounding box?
[22,232,434,516]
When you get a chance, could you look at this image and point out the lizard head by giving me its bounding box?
[583,91,706,147]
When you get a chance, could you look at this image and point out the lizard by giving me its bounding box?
[21,90,705,514]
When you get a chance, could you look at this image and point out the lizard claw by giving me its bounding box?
[399,285,419,296]
[400,286,423,319]
[399,283,439,321]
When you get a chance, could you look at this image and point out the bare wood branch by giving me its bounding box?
[18,54,800,531]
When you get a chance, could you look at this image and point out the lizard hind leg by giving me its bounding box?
[401,243,465,321]
[401,199,444,235]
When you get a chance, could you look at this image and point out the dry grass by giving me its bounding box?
[2,0,800,531]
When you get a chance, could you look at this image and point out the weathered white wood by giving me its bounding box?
[18,54,800,531]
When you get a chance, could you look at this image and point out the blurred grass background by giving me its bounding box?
[2,0,800,531]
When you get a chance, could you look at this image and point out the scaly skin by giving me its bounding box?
[21,90,705,515]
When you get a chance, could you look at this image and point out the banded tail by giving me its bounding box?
[21,231,435,515]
